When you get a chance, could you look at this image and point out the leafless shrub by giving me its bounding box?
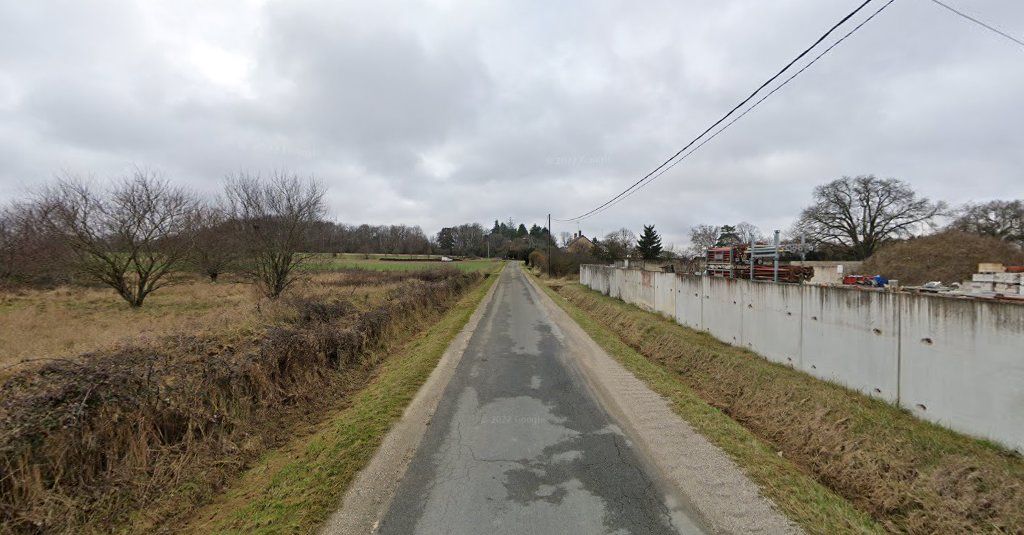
[862,230,1024,285]
[290,298,355,324]
[223,172,326,298]
[322,267,464,287]
[0,202,74,286]
[0,207,17,282]
[0,270,481,533]
[191,202,241,282]
[948,199,1024,247]
[37,170,200,307]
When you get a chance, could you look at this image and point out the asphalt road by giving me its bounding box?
[377,265,709,535]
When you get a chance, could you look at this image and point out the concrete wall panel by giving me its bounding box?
[610,267,624,300]
[702,277,744,345]
[586,266,610,295]
[741,281,802,366]
[579,265,1024,451]
[654,272,676,318]
[800,286,899,402]
[675,276,703,330]
[637,270,656,312]
[899,296,1024,451]
[620,269,639,306]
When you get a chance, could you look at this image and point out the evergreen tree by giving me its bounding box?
[715,224,741,246]
[636,225,663,260]
[438,227,455,252]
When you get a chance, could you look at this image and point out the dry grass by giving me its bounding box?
[0,277,256,370]
[0,270,483,534]
[0,270,462,373]
[551,281,1024,535]
[861,230,1024,286]
[182,270,499,534]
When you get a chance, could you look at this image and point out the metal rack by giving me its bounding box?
[706,230,813,283]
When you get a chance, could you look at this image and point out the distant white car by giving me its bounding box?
[440,256,453,262]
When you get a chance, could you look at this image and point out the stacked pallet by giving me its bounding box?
[966,263,1024,296]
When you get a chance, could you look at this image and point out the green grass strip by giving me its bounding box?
[188,271,498,534]
[532,277,883,535]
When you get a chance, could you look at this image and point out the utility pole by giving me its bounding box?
[749,236,755,281]
[547,213,552,278]
[773,229,780,283]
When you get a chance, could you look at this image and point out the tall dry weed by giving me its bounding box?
[560,284,1024,535]
[0,271,481,534]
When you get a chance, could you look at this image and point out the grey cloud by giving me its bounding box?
[0,0,1022,248]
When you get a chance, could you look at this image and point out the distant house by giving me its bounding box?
[565,232,594,254]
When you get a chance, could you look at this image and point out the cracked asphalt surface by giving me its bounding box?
[377,266,709,534]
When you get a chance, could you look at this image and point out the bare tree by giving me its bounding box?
[794,175,946,260]
[688,224,719,256]
[0,201,74,284]
[948,200,1024,247]
[0,207,16,282]
[224,172,326,298]
[735,222,765,245]
[192,202,241,282]
[487,232,509,258]
[39,170,200,307]
[601,228,636,261]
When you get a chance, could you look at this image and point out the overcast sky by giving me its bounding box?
[1,0,1022,248]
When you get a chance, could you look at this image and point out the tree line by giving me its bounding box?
[0,170,551,307]
[434,219,554,259]
[537,175,1021,272]
[686,175,1022,261]
[0,169,329,305]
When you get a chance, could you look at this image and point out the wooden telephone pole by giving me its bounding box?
[547,213,551,278]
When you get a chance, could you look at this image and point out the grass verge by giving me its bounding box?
[535,274,1024,534]
[531,276,882,535]
[182,269,498,534]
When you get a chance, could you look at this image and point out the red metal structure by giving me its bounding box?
[705,244,812,283]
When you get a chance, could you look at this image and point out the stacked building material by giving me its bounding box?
[705,245,813,283]
[965,263,1024,296]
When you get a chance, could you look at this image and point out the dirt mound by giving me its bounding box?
[560,283,1024,535]
[861,231,1024,285]
[0,270,480,534]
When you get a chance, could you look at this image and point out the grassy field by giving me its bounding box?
[312,253,449,260]
[0,273,403,372]
[0,276,257,371]
[1,265,492,533]
[0,258,500,371]
[534,275,1024,535]
[182,266,499,534]
[301,255,500,272]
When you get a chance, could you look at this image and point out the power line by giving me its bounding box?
[927,0,1024,49]
[556,0,879,222]
[583,0,897,220]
